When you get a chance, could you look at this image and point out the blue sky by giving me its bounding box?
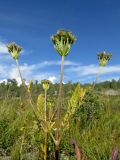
[0,0,120,84]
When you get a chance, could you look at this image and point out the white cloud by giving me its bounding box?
[0,42,8,54]
[66,64,120,76]
[6,60,78,81]
[0,41,13,62]
[35,60,79,68]
[64,61,78,66]
[8,64,37,84]
[0,79,7,84]
[48,76,57,83]
[0,65,8,76]
[0,62,58,84]
[0,59,119,84]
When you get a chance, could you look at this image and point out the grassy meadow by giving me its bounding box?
[0,83,120,160]
[0,30,120,160]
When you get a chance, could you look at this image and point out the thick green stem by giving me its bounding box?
[16,59,24,85]
[45,90,47,122]
[15,59,40,123]
[15,59,50,160]
[55,55,65,159]
[44,89,47,160]
[92,66,102,89]
[44,132,48,160]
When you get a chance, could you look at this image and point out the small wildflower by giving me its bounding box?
[7,42,22,60]
[41,79,51,91]
[51,29,76,56]
[97,51,112,67]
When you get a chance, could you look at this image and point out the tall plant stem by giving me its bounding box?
[55,55,65,159]
[15,59,52,159]
[20,129,25,160]
[44,132,48,160]
[15,59,40,122]
[44,89,47,160]
[16,59,24,85]
[16,59,47,159]
[45,90,47,122]
[92,66,102,89]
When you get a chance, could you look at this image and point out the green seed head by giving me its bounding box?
[41,79,51,91]
[7,42,22,60]
[97,51,112,67]
[51,29,76,57]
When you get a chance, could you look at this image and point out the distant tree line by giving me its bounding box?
[0,79,76,99]
[0,79,119,98]
[95,79,120,90]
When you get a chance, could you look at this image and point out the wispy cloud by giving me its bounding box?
[0,60,119,84]
[0,62,59,84]
[0,64,8,76]
[35,60,79,68]
[0,41,8,54]
[66,64,120,76]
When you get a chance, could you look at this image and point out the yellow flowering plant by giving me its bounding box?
[6,29,113,160]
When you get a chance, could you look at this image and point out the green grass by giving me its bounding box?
[0,94,120,159]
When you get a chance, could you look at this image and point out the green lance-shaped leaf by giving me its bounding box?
[97,51,112,67]
[41,79,51,91]
[62,84,86,131]
[27,80,33,93]
[37,94,45,120]
[7,42,22,60]
[37,94,55,132]
[51,29,76,56]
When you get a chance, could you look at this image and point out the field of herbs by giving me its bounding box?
[0,29,120,160]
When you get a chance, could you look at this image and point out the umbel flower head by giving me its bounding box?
[97,51,112,67]
[41,79,51,91]
[7,42,22,60]
[51,29,76,56]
